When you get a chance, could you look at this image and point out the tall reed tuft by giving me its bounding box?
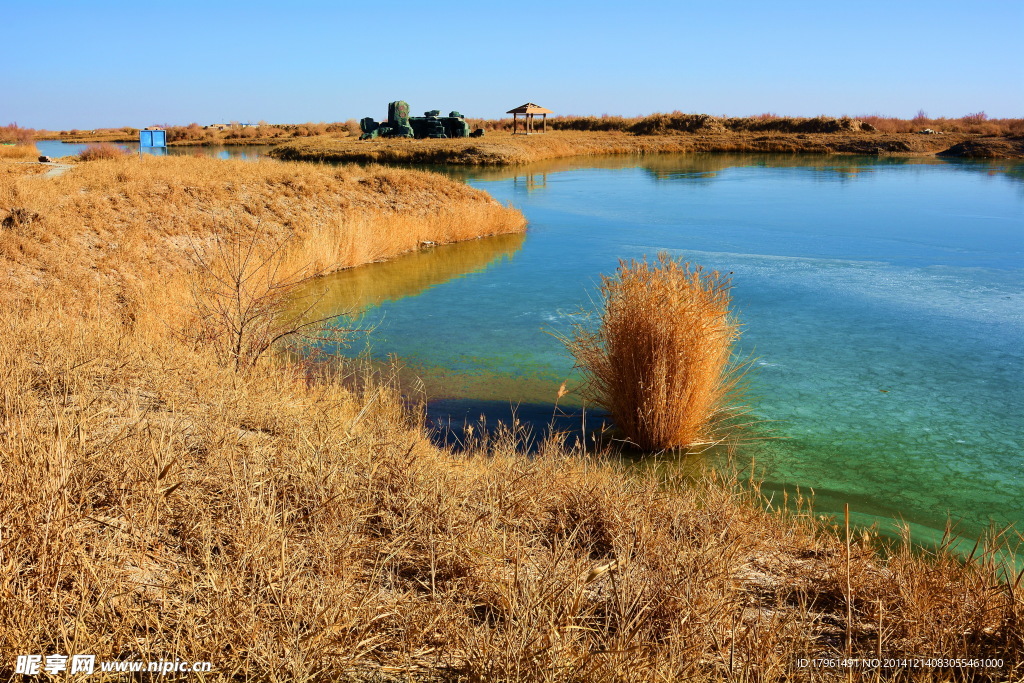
[564,253,744,451]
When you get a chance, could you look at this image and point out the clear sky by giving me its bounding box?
[4,0,1022,130]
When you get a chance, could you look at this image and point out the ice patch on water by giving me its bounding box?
[599,247,1024,538]
[625,247,1024,328]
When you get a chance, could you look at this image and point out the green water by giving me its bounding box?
[298,153,1023,550]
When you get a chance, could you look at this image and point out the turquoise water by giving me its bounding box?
[308,154,1023,547]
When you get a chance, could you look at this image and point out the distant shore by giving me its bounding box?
[32,113,1023,162]
[268,130,1024,165]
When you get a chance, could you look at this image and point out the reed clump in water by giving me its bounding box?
[564,254,744,451]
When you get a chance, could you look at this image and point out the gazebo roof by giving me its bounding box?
[506,103,554,115]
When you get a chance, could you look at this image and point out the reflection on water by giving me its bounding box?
[34,140,275,160]
[290,232,525,320]
[306,153,1023,553]
[512,172,548,193]
[422,152,1024,192]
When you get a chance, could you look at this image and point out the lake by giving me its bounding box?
[34,139,274,160]
[295,153,1023,550]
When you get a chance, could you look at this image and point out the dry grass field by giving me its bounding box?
[270,128,1023,166]
[0,155,1020,681]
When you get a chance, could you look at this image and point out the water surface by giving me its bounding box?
[304,153,1023,548]
[35,139,273,160]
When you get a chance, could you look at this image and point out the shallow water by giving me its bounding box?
[34,139,274,160]
[302,153,1023,548]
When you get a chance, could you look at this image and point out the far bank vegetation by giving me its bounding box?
[469,110,1024,136]
[270,111,1024,165]
[0,123,39,159]
[34,120,364,145]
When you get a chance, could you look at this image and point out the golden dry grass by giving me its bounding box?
[561,255,745,451]
[76,143,130,161]
[0,155,1020,681]
[0,144,39,160]
[475,112,1024,137]
[269,130,692,165]
[0,155,524,313]
[270,128,1020,166]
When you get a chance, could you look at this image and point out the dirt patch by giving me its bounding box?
[938,136,1024,159]
[833,138,915,155]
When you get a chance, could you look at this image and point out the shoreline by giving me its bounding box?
[268,130,1024,165]
[35,135,292,147]
[36,130,1024,161]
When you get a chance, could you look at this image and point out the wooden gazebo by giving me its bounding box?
[507,103,553,135]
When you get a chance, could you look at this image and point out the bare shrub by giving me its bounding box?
[77,143,128,161]
[630,112,726,135]
[548,114,636,132]
[342,118,362,136]
[560,253,746,450]
[0,123,38,159]
[0,122,34,145]
[187,228,346,371]
[166,122,211,143]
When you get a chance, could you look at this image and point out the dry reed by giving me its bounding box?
[270,127,1021,167]
[76,143,129,161]
[561,254,744,450]
[0,144,39,161]
[484,111,1024,137]
[0,155,525,318]
[0,155,1019,681]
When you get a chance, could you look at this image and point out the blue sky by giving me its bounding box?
[4,0,1022,129]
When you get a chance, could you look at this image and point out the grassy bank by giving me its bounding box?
[0,156,524,310]
[270,129,1024,166]
[0,156,1020,681]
